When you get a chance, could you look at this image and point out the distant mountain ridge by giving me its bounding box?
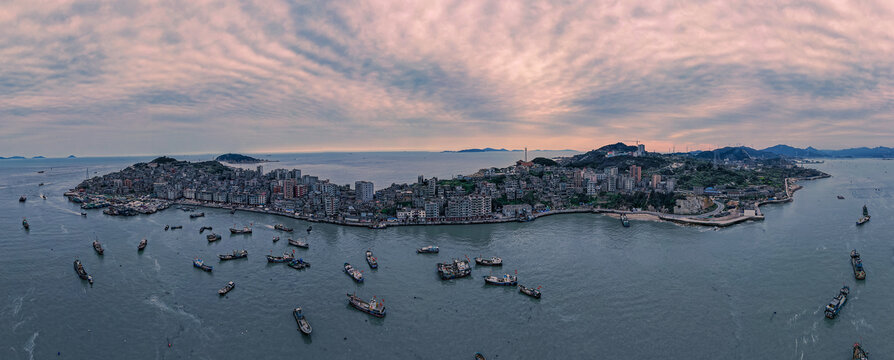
[760,145,894,158]
[443,148,510,153]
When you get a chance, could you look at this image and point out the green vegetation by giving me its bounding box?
[531,157,558,166]
[150,156,178,164]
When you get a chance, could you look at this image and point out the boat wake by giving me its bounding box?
[146,295,201,325]
[23,331,38,360]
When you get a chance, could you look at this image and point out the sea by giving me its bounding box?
[1,153,892,359]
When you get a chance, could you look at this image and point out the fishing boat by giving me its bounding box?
[288,238,309,248]
[138,238,147,251]
[219,249,248,260]
[438,258,472,279]
[73,259,94,284]
[170,225,182,230]
[230,225,252,234]
[207,233,222,242]
[193,258,213,272]
[80,212,87,216]
[417,245,439,254]
[218,281,235,295]
[850,250,866,280]
[19,195,26,202]
[344,263,363,282]
[475,353,486,360]
[853,342,869,360]
[306,226,312,233]
[475,256,502,266]
[266,251,295,263]
[824,285,850,319]
[856,205,870,225]
[272,236,280,242]
[346,293,385,317]
[293,307,312,335]
[189,212,205,218]
[39,183,44,186]
[199,226,212,233]
[366,250,378,269]
[837,195,845,199]
[37,170,44,174]
[164,225,170,231]
[93,240,104,255]
[274,224,293,232]
[22,218,29,230]
[518,285,542,298]
[620,213,630,227]
[288,258,311,269]
[40,194,46,199]
[484,273,518,286]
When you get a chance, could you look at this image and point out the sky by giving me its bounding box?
[1,0,893,157]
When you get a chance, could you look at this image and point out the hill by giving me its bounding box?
[444,148,509,153]
[693,147,778,161]
[215,153,268,163]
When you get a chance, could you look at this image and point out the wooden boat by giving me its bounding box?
[193,258,213,272]
[288,258,311,269]
[266,251,295,263]
[475,256,502,266]
[22,218,29,230]
[93,240,104,255]
[346,293,385,317]
[484,274,518,286]
[230,225,252,234]
[475,353,486,360]
[138,238,147,251]
[272,236,280,243]
[344,263,363,282]
[293,307,312,335]
[189,212,205,218]
[853,342,869,360]
[218,281,235,295]
[366,250,378,269]
[851,250,866,280]
[518,285,542,298]
[219,249,248,260]
[207,233,222,242]
[73,259,94,284]
[417,245,439,253]
[824,285,849,319]
[274,224,293,232]
[288,238,309,248]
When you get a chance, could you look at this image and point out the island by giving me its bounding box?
[443,148,510,153]
[68,155,77,159]
[66,142,828,228]
[215,153,271,164]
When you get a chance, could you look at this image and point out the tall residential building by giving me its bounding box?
[283,179,297,199]
[323,197,338,216]
[629,165,642,183]
[573,170,583,188]
[424,202,440,218]
[291,169,302,181]
[651,174,662,189]
[256,165,263,177]
[426,177,438,197]
[468,195,492,217]
[355,181,374,202]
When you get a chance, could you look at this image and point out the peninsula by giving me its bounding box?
[67,142,827,228]
[215,153,271,164]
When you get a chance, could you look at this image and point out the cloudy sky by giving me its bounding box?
[1,0,893,156]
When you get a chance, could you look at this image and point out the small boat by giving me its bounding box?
[230,225,252,234]
[293,307,312,335]
[22,218,29,230]
[853,342,869,360]
[288,258,311,269]
[417,245,439,254]
[39,183,44,186]
[138,238,147,251]
[73,259,94,284]
[199,226,212,233]
[274,224,293,232]
[170,225,182,230]
[475,256,502,266]
[207,233,222,242]
[164,225,170,231]
[272,236,280,242]
[484,273,518,286]
[288,238,309,248]
[229,208,236,214]
[620,213,630,227]
[837,195,845,199]
[93,240,104,255]
[80,212,87,216]
[366,250,378,269]
[518,285,542,298]
[850,250,866,280]
[19,195,26,202]
[344,263,363,282]
[438,258,472,279]
[824,285,850,319]
[37,170,44,174]
[40,194,46,199]
[190,212,205,218]
[475,353,486,360]
[193,258,213,272]
[219,249,248,260]
[266,251,295,263]
[346,293,385,317]
[306,226,312,233]
[218,281,235,295]
[856,205,870,225]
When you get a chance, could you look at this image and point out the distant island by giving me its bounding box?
[68,155,77,159]
[683,144,894,159]
[0,156,26,160]
[443,148,510,153]
[215,153,271,164]
[32,156,45,159]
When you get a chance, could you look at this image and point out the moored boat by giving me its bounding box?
[620,213,630,227]
[266,251,295,263]
[22,218,29,230]
[484,273,518,286]
[274,224,293,232]
[207,233,222,242]
[189,212,205,218]
[80,212,87,216]
[230,225,252,234]
[288,238,309,248]
[288,258,311,269]
[417,245,439,254]
[366,250,378,269]
[853,342,869,360]
[856,205,870,225]
[850,250,866,280]
[138,238,147,251]
[218,281,235,295]
[73,259,94,284]
[346,293,385,317]
[518,285,542,298]
[93,240,104,255]
[344,263,363,282]
[199,226,212,233]
[474,256,502,266]
[272,236,280,242]
[824,285,849,319]
[293,307,312,335]
[219,249,248,260]
[193,258,213,272]
[438,258,472,279]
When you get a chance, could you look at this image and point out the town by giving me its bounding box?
[67,143,827,227]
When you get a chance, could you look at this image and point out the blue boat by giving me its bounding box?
[193,258,213,272]
[824,285,849,319]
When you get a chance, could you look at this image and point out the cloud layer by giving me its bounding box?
[1,0,893,156]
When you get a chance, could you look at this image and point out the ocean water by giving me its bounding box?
[0,155,892,359]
